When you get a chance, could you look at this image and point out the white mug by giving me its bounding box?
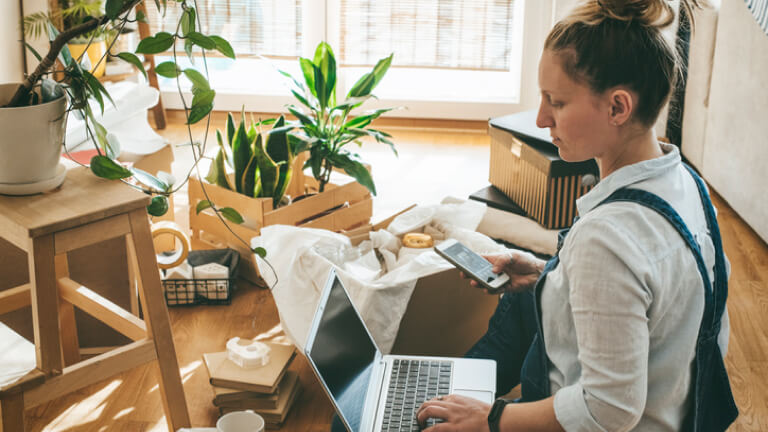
[216,410,265,432]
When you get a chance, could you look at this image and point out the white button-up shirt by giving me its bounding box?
[543,143,730,431]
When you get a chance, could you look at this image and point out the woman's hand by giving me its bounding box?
[463,250,545,293]
[416,394,491,432]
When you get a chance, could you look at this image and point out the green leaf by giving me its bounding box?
[84,70,115,109]
[226,113,236,148]
[242,134,260,197]
[299,57,316,98]
[252,247,267,258]
[232,114,252,194]
[116,52,147,79]
[24,42,42,62]
[155,61,181,78]
[205,148,231,189]
[47,23,73,67]
[136,10,148,24]
[91,118,109,152]
[312,42,336,110]
[187,103,213,124]
[347,54,393,99]
[332,154,376,196]
[265,116,293,206]
[90,155,132,180]
[180,7,196,36]
[187,32,216,50]
[105,0,123,19]
[209,35,235,59]
[343,115,374,130]
[286,106,315,128]
[191,89,215,110]
[136,32,175,55]
[147,196,169,217]
[220,207,244,224]
[130,167,168,192]
[195,199,213,214]
[183,68,210,91]
[307,146,326,180]
[184,38,195,61]
[105,133,121,160]
[254,134,279,199]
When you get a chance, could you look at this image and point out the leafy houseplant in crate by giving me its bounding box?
[188,42,397,283]
[2,0,234,210]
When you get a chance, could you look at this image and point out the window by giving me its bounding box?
[150,0,550,120]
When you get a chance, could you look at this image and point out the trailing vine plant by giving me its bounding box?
[10,0,268,259]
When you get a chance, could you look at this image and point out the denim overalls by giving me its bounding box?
[467,165,738,431]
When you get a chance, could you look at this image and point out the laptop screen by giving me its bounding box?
[309,276,378,432]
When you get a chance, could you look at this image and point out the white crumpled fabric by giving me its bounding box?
[252,199,508,354]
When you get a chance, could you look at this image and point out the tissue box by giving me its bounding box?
[162,249,239,306]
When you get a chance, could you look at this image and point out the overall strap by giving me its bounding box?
[682,163,729,327]
[596,187,721,333]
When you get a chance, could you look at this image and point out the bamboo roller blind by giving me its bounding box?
[146,0,303,58]
[339,0,516,70]
[146,0,516,70]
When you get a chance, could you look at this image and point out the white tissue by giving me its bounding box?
[193,262,229,299]
[163,261,194,305]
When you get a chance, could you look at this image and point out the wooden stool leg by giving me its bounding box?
[127,209,190,430]
[27,235,64,375]
[55,254,80,366]
[1,392,26,432]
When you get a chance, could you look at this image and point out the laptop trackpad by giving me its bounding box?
[451,389,494,404]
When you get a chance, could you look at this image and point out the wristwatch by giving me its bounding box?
[487,398,511,432]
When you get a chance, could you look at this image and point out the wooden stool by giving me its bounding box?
[0,167,190,431]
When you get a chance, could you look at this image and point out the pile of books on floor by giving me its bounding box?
[203,342,301,429]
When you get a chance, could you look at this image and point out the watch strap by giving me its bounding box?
[487,398,510,432]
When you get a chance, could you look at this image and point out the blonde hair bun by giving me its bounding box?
[596,0,676,27]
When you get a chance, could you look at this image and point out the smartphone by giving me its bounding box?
[434,239,510,292]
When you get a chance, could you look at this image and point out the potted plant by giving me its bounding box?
[280,41,398,195]
[24,0,121,78]
[1,0,233,209]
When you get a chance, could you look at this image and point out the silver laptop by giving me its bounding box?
[305,269,496,432]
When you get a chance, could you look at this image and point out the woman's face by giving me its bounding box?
[536,50,614,163]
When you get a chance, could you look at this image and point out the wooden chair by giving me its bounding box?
[0,167,190,431]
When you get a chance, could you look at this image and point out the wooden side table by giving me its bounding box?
[0,167,189,431]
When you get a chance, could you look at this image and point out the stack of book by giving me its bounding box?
[203,342,301,429]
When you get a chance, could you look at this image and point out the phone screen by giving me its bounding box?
[445,243,491,276]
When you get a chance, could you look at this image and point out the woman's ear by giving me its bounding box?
[608,89,634,126]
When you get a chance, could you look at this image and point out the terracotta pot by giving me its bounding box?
[0,83,67,189]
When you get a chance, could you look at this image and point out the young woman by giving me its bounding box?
[416,0,738,431]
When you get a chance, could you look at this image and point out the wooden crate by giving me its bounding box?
[488,120,598,229]
[188,157,372,284]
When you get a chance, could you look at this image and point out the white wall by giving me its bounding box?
[693,0,768,243]
[0,1,24,84]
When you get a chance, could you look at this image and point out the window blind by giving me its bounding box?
[339,0,516,71]
[146,1,303,58]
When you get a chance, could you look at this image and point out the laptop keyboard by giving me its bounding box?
[381,359,453,431]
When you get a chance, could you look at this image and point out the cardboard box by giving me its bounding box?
[344,209,499,358]
[189,155,373,284]
[488,114,598,229]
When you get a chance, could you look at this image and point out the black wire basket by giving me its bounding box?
[162,248,239,306]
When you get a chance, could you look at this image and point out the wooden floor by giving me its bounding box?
[22,114,768,430]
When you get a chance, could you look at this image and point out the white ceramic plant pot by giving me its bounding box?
[0,82,67,194]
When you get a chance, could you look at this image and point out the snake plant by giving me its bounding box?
[204,112,295,208]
